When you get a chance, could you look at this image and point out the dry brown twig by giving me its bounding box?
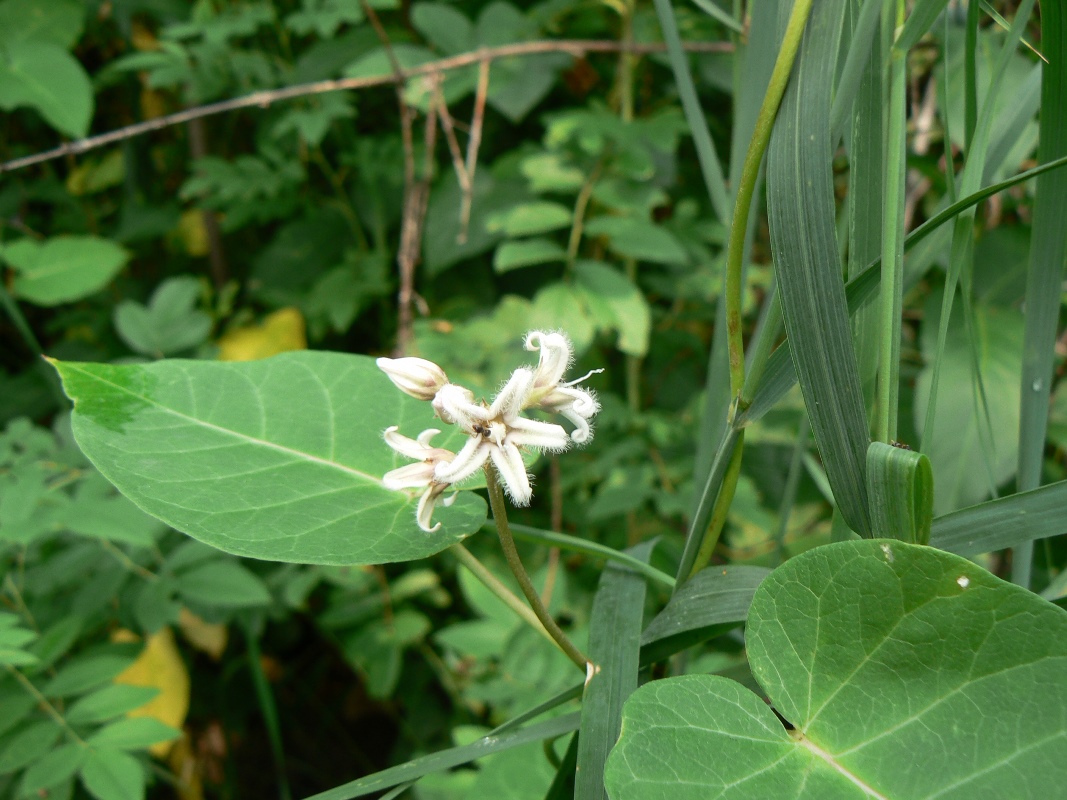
[0,39,731,175]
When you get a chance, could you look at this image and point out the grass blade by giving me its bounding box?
[576,542,653,800]
[930,479,1067,557]
[877,0,907,443]
[896,0,951,53]
[689,0,744,34]
[302,713,581,800]
[1013,1,1067,587]
[843,0,883,412]
[543,734,579,799]
[767,0,872,535]
[737,153,1067,429]
[650,0,730,223]
[675,426,741,583]
[829,0,881,138]
[640,565,770,664]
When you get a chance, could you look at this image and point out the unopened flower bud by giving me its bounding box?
[377,357,448,401]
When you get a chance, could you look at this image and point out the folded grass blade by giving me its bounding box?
[767,0,872,535]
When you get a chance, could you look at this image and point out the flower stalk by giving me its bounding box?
[485,465,590,672]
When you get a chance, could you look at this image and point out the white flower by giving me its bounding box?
[433,367,570,506]
[524,331,601,443]
[377,356,449,401]
[377,330,601,524]
[381,426,457,532]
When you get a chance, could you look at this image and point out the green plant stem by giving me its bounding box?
[726,0,814,402]
[618,3,642,414]
[684,0,813,583]
[7,666,86,745]
[564,164,602,270]
[484,466,589,671]
[449,543,559,647]
[98,540,159,582]
[877,0,907,444]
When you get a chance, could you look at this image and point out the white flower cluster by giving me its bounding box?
[377,331,601,532]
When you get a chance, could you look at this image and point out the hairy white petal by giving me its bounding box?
[377,357,448,400]
[507,416,570,451]
[383,426,453,462]
[558,406,593,444]
[434,436,490,484]
[538,386,599,418]
[491,443,532,505]
[525,330,572,389]
[432,384,488,429]
[382,462,436,490]
[416,484,447,532]
[487,368,535,420]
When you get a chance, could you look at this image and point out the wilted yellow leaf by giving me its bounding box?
[178,608,228,661]
[66,150,125,196]
[175,209,210,257]
[131,21,160,51]
[113,627,191,757]
[141,88,168,120]
[218,308,307,361]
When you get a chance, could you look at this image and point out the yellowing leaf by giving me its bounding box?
[141,88,168,120]
[217,308,307,361]
[66,151,125,196]
[131,21,160,52]
[112,628,190,757]
[177,608,227,661]
[175,210,210,257]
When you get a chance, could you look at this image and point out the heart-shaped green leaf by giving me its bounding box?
[606,540,1067,799]
[50,352,487,565]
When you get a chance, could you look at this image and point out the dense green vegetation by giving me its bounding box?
[2,0,1066,798]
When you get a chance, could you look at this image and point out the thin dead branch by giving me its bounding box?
[0,39,731,175]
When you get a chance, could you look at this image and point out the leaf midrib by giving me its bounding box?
[67,362,382,485]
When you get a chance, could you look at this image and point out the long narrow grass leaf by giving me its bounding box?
[829,0,881,138]
[895,0,951,53]
[303,713,581,800]
[930,479,1067,557]
[844,0,884,411]
[543,734,579,800]
[1013,1,1067,587]
[640,565,770,664]
[738,153,1067,429]
[767,0,872,534]
[650,0,730,223]
[877,0,907,443]
[675,426,740,584]
[575,542,653,800]
[919,0,1037,471]
[689,0,744,34]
